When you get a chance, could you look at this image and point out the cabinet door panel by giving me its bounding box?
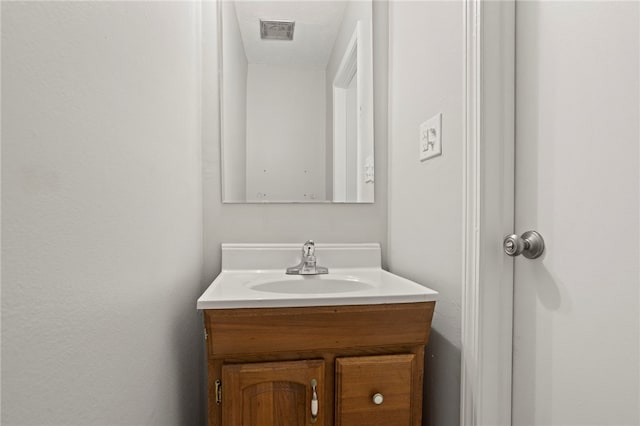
[222,359,324,426]
[335,354,414,426]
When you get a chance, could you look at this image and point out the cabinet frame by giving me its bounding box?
[203,301,435,426]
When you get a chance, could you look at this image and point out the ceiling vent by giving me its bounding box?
[260,20,295,40]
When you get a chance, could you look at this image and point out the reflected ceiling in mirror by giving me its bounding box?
[219,0,374,203]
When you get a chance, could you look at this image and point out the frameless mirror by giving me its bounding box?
[219,0,374,203]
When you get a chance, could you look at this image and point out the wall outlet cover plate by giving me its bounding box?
[419,113,442,162]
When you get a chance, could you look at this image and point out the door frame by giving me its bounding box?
[461,1,515,425]
[333,22,363,202]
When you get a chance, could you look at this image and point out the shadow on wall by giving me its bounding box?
[172,305,206,426]
[423,329,461,426]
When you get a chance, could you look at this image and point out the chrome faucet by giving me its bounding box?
[286,240,329,275]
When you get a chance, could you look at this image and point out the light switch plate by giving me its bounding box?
[419,113,442,162]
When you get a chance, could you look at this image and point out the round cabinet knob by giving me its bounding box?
[372,393,384,405]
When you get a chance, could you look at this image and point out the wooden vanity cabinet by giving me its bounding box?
[203,302,435,426]
[222,359,325,426]
[335,354,415,426]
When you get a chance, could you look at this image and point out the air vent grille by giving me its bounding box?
[260,20,295,40]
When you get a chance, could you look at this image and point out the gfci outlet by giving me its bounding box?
[419,113,442,162]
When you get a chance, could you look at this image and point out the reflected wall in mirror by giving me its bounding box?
[220,0,374,203]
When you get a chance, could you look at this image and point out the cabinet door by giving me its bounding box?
[222,359,324,426]
[335,354,415,426]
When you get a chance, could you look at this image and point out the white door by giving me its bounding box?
[512,2,639,425]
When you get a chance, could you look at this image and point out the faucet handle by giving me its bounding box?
[303,240,315,256]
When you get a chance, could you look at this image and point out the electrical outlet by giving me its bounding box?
[419,113,442,162]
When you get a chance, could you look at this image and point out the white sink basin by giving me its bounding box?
[196,243,438,309]
[249,276,375,294]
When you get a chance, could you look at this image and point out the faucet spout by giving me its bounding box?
[286,240,329,275]
[303,240,315,257]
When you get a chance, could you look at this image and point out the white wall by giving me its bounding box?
[513,2,640,425]
[387,2,463,425]
[325,1,374,201]
[245,64,326,202]
[221,1,248,201]
[202,1,388,281]
[2,2,204,425]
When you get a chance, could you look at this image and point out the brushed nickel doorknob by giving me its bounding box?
[503,231,545,259]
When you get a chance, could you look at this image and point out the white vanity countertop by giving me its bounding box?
[196,243,439,310]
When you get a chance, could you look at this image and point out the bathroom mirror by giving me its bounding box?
[219,0,374,203]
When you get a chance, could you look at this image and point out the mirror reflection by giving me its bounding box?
[220,0,374,203]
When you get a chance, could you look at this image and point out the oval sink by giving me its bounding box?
[250,278,374,294]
